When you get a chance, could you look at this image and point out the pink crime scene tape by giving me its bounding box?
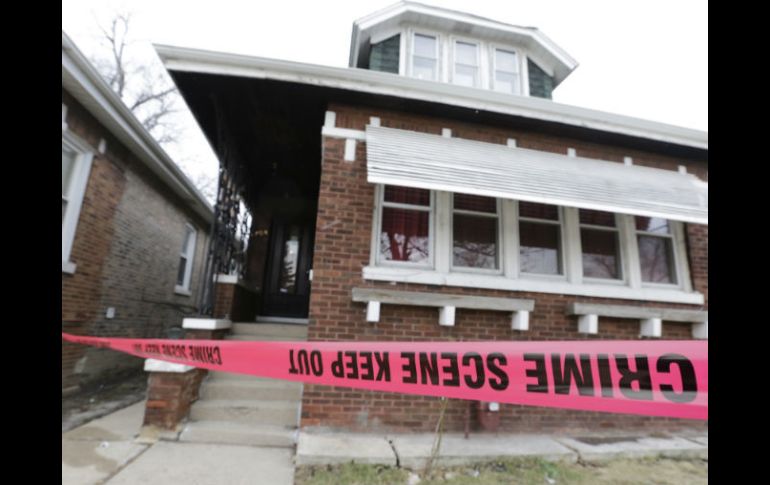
[62,333,707,420]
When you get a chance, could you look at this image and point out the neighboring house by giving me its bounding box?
[155,1,707,434]
[62,32,214,395]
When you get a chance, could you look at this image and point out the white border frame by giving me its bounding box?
[372,184,435,269]
[409,30,442,82]
[449,193,503,275]
[61,129,95,274]
[174,223,197,295]
[450,37,482,88]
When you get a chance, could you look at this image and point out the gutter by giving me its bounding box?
[155,43,707,152]
[62,32,214,224]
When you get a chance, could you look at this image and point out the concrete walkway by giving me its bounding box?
[62,401,295,485]
[63,401,707,484]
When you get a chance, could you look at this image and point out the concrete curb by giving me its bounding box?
[296,431,709,469]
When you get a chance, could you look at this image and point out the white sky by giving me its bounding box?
[62,0,707,199]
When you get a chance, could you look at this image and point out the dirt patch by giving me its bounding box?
[62,373,147,433]
[295,455,708,485]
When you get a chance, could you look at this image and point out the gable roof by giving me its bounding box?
[62,31,214,223]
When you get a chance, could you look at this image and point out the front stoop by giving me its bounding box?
[179,322,307,448]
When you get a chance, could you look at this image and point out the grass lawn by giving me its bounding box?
[295,455,707,485]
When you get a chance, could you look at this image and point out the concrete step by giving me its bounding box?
[189,399,300,426]
[200,380,302,401]
[180,421,297,448]
[207,372,290,383]
[225,334,306,342]
[231,323,308,339]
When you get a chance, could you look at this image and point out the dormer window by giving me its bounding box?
[492,48,520,94]
[452,41,479,87]
[412,33,439,81]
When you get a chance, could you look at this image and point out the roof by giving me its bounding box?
[62,31,214,224]
[349,1,578,86]
[155,43,707,152]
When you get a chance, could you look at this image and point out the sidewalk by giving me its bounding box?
[62,401,295,485]
[62,401,707,485]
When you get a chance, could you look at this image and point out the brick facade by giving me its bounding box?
[300,103,708,434]
[62,90,210,394]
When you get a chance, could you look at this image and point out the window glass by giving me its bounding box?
[581,229,621,279]
[520,222,561,274]
[380,208,430,263]
[454,41,478,87]
[493,49,520,94]
[453,194,498,269]
[62,144,76,196]
[636,217,670,234]
[638,235,676,284]
[384,186,430,206]
[519,201,559,220]
[176,257,187,286]
[495,49,518,72]
[414,34,437,57]
[412,34,438,81]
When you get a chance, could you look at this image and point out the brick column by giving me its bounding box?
[141,318,232,432]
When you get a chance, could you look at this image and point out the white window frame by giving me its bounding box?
[450,39,481,88]
[449,193,502,275]
[62,129,95,274]
[366,185,700,304]
[577,211,627,285]
[175,224,197,296]
[490,45,524,95]
[372,184,435,269]
[408,30,442,82]
[517,202,567,280]
[634,218,688,290]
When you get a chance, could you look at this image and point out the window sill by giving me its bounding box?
[362,266,704,305]
[62,261,77,275]
[174,286,192,297]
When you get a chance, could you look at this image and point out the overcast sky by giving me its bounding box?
[62,0,707,199]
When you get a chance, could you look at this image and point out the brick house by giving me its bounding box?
[61,32,214,395]
[152,1,707,437]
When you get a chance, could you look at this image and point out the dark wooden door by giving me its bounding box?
[262,219,313,318]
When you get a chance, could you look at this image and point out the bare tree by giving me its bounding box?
[92,12,181,146]
[90,11,218,204]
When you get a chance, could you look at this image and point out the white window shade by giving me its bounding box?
[365,126,708,225]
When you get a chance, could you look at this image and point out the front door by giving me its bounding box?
[262,219,313,318]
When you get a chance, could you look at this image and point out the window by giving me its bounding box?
[453,41,479,87]
[367,185,698,304]
[519,202,562,275]
[378,186,432,265]
[62,131,94,274]
[412,33,439,81]
[175,224,197,295]
[452,194,499,270]
[636,217,677,284]
[579,209,622,280]
[492,48,520,94]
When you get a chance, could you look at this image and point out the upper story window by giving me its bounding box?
[518,201,562,275]
[579,209,622,280]
[378,186,432,265]
[636,217,677,284]
[62,129,95,274]
[492,48,520,94]
[452,41,479,87]
[452,194,499,270]
[175,224,197,295]
[412,33,439,81]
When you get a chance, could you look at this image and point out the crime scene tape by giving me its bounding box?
[62,333,707,420]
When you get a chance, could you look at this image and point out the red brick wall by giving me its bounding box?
[301,103,708,434]
[62,90,211,393]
